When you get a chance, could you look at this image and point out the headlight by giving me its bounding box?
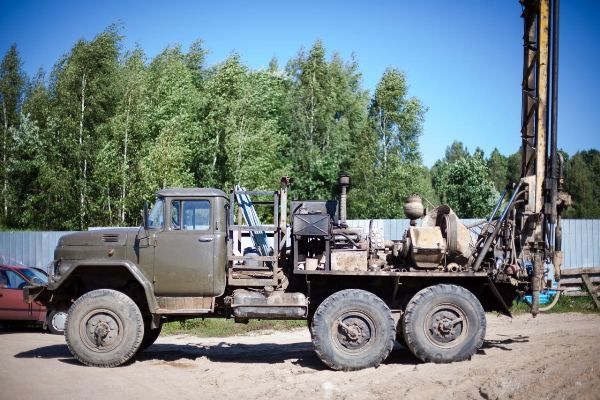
[58,261,71,276]
[49,260,60,280]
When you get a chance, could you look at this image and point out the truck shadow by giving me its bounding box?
[138,341,420,369]
[14,341,420,370]
[14,336,528,368]
[479,334,530,353]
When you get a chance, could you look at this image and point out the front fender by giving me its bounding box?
[40,259,158,313]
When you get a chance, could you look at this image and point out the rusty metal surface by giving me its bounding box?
[409,226,445,269]
[295,269,488,277]
[330,250,368,272]
[156,296,214,312]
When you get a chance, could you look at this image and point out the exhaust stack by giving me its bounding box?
[339,174,349,227]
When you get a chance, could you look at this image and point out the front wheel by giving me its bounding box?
[65,289,144,367]
[46,310,68,335]
[311,289,395,371]
[402,284,486,363]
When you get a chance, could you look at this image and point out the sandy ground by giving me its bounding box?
[0,313,599,400]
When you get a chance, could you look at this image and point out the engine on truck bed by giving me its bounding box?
[290,175,489,275]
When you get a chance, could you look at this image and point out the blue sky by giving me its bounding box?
[1,0,599,166]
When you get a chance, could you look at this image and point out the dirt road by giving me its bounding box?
[1,313,598,400]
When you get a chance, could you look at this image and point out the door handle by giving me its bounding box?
[198,237,213,242]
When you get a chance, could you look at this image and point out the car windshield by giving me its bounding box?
[19,268,49,284]
[147,198,164,229]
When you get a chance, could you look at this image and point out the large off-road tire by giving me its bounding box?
[65,289,144,367]
[137,322,162,353]
[402,284,486,363]
[311,289,395,371]
[46,310,68,335]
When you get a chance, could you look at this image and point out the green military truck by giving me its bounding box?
[26,176,524,371]
[25,0,570,371]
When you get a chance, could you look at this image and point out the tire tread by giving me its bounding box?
[311,289,395,371]
[65,289,144,368]
[402,284,486,364]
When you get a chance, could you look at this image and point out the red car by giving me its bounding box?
[0,261,66,334]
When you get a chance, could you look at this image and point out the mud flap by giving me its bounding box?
[486,278,513,317]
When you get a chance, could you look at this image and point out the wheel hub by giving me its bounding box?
[80,309,123,352]
[425,304,468,348]
[334,312,375,353]
[51,311,67,332]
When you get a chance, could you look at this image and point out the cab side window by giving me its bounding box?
[182,200,211,231]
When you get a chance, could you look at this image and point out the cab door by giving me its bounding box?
[153,198,215,296]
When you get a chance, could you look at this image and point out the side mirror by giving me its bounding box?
[143,201,149,231]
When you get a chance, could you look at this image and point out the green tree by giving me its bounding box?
[564,150,600,218]
[6,114,41,226]
[370,68,425,165]
[138,46,200,198]
[506,148,522,184]
[0,44,25,225]
[487,148,509,191]
[286,41,368,200]
[92,49,147,225]
[22,69,50,130]
[444,141,469,163]
[223,69,290,190]
[432,151,497,218]
[195,54,247,187]
[349,68,433,218]
[47,27,121,229]
[185,39,208,90]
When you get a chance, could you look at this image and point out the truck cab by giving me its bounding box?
[142,188,228,298]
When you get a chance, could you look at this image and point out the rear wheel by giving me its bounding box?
[65,289,144,367]
[311,289,395,371]
[402,284,485,363]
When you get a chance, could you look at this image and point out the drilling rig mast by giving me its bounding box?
[518,0,570,315]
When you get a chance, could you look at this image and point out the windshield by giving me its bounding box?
[147,198,164,229]
[19,268,49,284]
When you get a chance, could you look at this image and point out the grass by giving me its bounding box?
[511,293,599,315]
[161,318,306,337]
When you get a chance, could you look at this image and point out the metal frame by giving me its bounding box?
[227,189,281,287]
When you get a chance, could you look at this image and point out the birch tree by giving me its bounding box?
[0,44,25,226]
[47,27,120,229]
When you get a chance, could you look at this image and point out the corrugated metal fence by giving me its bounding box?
[0,231,75,270]
[0,219,598,271]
